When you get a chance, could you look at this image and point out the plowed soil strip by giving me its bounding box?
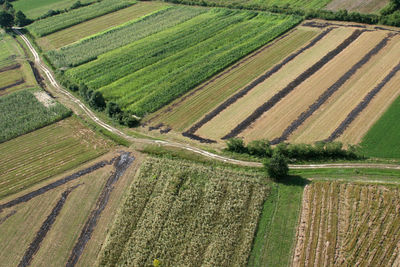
[65,152,134,267]
[0,157,117,213]
[270,34,391,144]
[326,61,400,142]
[18,185,79,267]
[182,28,333,137]
[222,30,364,140]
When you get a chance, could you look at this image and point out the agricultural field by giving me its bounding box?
[62,8,300,116]
[0,151,136,267]
[27,0,137,37]
[150,21,400,147]
[326,0,389,13]
[0,89,71,142]
[11,0,95,19]
[0,33,38,95]
[293,182,400,266]
[37,1,169,50]
[0,117,112,199]
[98,157,270,266]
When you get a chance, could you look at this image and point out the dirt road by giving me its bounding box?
[13,29,400,171]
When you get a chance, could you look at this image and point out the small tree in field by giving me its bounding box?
[264,151,289,180]
[226,138,247,153]
[0,11,14,29]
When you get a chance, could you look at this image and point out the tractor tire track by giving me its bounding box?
[271,34,392,144]
[182,28,334,138]
[222,30,365,140]
[325,61,400,142]
[65,152,134,267]
[0,157,117,213]
[18,185,80,267]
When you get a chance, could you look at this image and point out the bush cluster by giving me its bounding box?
[226,138,362,161]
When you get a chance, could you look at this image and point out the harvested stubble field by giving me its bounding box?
[64,8,300,116]
[0,151,137,267]
[0,117,112,199]
[293,182,400,266]
[177,22,400,145]
[38,1,168,50]
[99,157,270,267]
[325,0,389,13]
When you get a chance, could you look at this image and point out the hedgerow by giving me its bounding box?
[0,89,71,143]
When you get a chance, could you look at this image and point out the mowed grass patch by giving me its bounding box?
[38,1,169,50]
[292,182,400,266]
[98,157,270,266]
[0,89,71,142]
[0,164,113,267]
[0,117,112,200]
[360,96,400,159]
[66,9,300,116]
[47,6,206,67]
[248,178,305,267]
[11,0,94,19]
[27,0,137,37]
[148,27,319,131]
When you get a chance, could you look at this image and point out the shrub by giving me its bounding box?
[247,139,272,157]
[264,151,289,180]
[226,138,247,153]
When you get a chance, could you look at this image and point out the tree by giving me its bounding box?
[15,11,31,27]
[264,151,289,180]
[247,139,272,157]
[0,11,14,29]
[226,138,247,153]
[88,91,106,110]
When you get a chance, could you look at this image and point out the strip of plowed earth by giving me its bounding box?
[325,0,389,13]
[18,185,79,267]
[180,27,330,137]
[0,156,117,213]
[237,30,388,143]
[194,27,356,140]
[0,63,20,73]
[291,34,400,144]
[221,29,365,140]
[66,152,134,267]
[146,26,321,131]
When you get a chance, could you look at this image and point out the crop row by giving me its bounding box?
[27,0,137,37]
[222,30,364,140]
[99,157,269,267]
[184,27,333,137]
[0,89,71,143]
[293,182,400,266]
[326,61,400,141]
[47,6,205,68]
[271,34,391,144]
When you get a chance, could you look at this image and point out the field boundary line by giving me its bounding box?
[271,33,393,144]
[182,27,334,139]
[325,61,400,141]
[222,29,365,140]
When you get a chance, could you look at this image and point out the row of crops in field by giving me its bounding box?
[293,182,400,266]
[64,8,301,116]
[99,157,270,267]
[0,89,71,143]
[27,0,137,37]
[0,117,111,200]
[47,6,206,68]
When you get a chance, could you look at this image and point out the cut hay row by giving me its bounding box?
[292,182,400,266]
[182,27,333,138]
[270,33,391,144]
[18,186,79,267]
[326,61,400,142]
[66,152,134,267]
[0,63,20,73]
[221,30,364,140]
[98,157,269,267]
[194,27,355,140]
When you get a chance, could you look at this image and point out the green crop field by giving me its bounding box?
[0,117,112,200]
[11,0,94,19]
[360,96,400,159]
[47,6,206,67]
[64,8,300,117]
[27,0,137,37]
[38,1,169,50]
[0,89,71,143]
[98,157,270,266]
